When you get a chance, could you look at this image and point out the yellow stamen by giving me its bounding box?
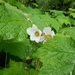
[35,31,39,37]
[45,34,52,39]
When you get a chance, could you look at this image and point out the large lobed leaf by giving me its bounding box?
[56,15,71,25]
[29,14,47,30]
[0,0,32,59]
[70,13,75,18]
[0,39,32,59]
[59,27,75,41]
[0,0,30,42]
[34,35,75,75]
[39,14,61,32]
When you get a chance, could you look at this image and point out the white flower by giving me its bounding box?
[27,24,42,43]
[39,36,45,42]
[43,27,55,40]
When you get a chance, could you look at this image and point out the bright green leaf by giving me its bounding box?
[39,14,61,32]
[69,8,75,12]
[56,15,71,25]
[59,27,75,41]
[70,13,75,18]
[25,6,41,15]
[0,1,30,42]
[34,35,75,75]
[50,10,64,17]
[29,14,47,30]
[70,19,75,25]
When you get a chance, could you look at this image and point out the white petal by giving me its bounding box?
[27,24,38,35]
[40,36,45,42]
[50,30,55,37]
[38,29,42,36]
[43,27,51,34]
[35,37,41,43]
[32,24,38,30]
[30,35,40,43]
[30,35,35,41]
[27,27,35,35]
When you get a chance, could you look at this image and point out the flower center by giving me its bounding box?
[35,31,39,37]
[45,34,52,39]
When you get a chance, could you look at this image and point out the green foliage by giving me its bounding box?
[0,59,37,75]
[0,60,29,75]
[39,14,61,31]
[0,0,75,75]
[29,14,47,30]
[56,15,71,25]
[70,13,75,18]
[0,0,33,60]
[25,6,41,14]
[34,35,75,75]
[59,27,75,41]
[37,0,75,12]
[50,10,71,25]
[72,66,75,75]
[0,0,30,41]
[0,40,32,59]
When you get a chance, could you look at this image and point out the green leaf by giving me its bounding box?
[29,14,47,30]
[72,65,75,75]
[34,35,75,75]
[50,10,64,17]
[70,19,75,25]
[25,6,41,15]
[69,8,75,12]
[70,13,75,18]
[0,1,30,42]
[0,70,3,75]
[29,68,37,75]
[0,60,29,75]
[0,60,36,75]
[64,0,71,3]
[59,27,75,41]
[56,15,71,25]
[39,14,61,32]
[0,40,32,59]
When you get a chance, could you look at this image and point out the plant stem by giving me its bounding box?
[70,72,72,75]
[34,59,40,75]
[5,53,7,67]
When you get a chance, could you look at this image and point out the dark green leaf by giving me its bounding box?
[0,40,32,59]
[0,60,29,75]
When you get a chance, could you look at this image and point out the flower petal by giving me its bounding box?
[50,30,55,37]
[35,37,41,43]
[43,27,51,34]
[27,27,35,35]
[32,24,38,30]
[30,34,40,43]
[30,34,35,41]
[27,24,38,35]
[40,36,45,42]
[27,24,43,43]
